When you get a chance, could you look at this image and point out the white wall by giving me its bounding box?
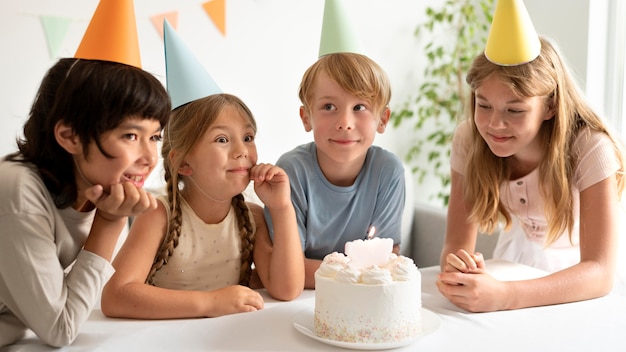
[525,0,590,91]
[0,0,604,206]
[0,0,424,190]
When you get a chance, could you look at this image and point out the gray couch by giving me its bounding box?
[404,202,499,268]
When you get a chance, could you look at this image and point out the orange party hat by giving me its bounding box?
[75,0,141,68]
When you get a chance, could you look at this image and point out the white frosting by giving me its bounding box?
[361,265,393,284]
[388,255,420,281]
[316,252,351,278]
[314,251,422,344]
[324,251,351,265]
[316,262,343,278]
[317,251,418,284]
[335,265,361,283]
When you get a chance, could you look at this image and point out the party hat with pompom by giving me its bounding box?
[484,0,541,66]
[74,0,141,68]
[163,19,222,109]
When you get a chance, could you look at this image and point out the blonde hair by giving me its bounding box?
[464,37,625,245]
[298,53,391,115]
[146,94,257,286]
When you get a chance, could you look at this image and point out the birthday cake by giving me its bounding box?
[314,238,421,344]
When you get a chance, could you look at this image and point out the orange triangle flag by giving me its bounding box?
[151,11,179,39]
[202,0,226,36]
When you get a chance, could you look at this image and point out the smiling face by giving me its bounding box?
[300,72,388,172]
[180,105,258,203]
[73,117,162,194]
[473,74,553,165]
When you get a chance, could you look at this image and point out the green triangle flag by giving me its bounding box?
[40,15,73,59]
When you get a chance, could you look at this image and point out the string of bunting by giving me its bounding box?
[32,0,226,59]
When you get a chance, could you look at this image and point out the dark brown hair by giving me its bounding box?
[7,58,171,208]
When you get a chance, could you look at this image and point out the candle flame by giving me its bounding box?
[367,226,376,239]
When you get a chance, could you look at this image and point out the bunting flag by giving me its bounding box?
[39,15,73,59]
[151,11,179,39]
[202,0,226,36]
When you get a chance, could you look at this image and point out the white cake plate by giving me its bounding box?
[292,307,441,350]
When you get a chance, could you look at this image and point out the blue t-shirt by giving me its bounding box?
[264,142,405,260]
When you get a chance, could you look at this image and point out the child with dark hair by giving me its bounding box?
[0,0,171,345]
[0,57,171,346]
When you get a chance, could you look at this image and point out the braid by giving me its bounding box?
[146,172,184,285]
[231,194,255,286]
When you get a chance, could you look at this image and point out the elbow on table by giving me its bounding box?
[34,322,79,348]
[100,293,124,318]
[100,285,126,318]
[100,298,115,318]
[266,283,304,302]
[581,261,616,299]
[593,275,615,298]
[41,336,76,348]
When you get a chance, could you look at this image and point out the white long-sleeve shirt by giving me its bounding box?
[0,159,114,347]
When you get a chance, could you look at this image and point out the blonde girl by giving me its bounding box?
[439,37,625,312]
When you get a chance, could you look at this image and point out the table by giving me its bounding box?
[3,260,625,351]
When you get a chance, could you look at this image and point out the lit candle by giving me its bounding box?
[344,227,393,269]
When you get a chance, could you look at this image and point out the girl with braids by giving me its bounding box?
[437,36,625,312]
[101,93,305,319]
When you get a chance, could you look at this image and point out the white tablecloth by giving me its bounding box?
[3,259,625,351]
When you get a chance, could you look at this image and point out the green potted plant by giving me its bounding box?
[392,0,494,206]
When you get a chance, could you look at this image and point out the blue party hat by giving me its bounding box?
[318,0,363,57]
[163,19,222,109]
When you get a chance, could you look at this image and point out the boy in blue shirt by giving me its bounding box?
[265,52,405,288]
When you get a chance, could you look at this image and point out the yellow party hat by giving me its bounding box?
[74,0,141,68]
[484,0,541,66]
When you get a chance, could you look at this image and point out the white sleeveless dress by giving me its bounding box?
[150,196,256,291]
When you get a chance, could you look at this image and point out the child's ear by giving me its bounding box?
[377,107,391,134]
[544,105,556,121]
[54,121,82,154]
[178,162,193,176]
[299,106,313,132]
[169,150,193,176]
